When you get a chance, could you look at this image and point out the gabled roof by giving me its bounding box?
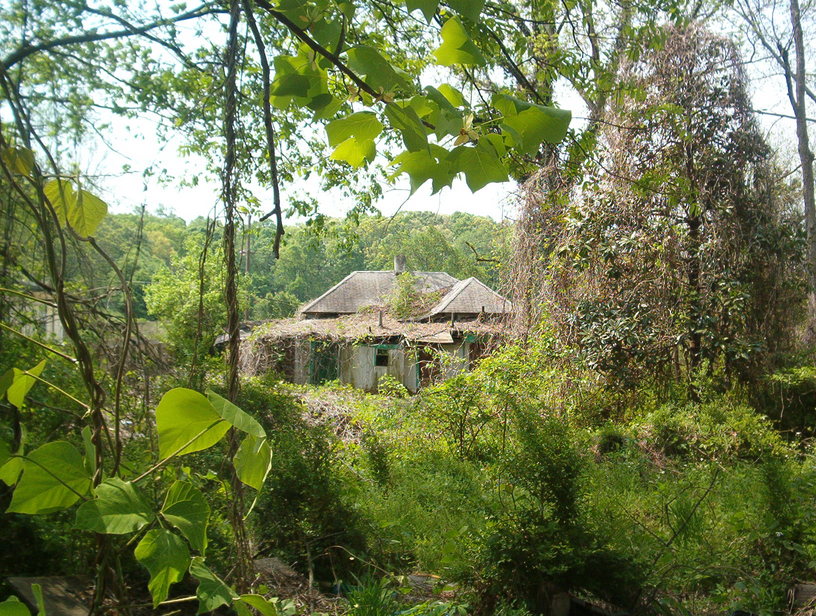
[424,277,512,318]
[300,271,458,316]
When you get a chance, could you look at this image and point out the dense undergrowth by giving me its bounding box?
[3,331,816,615]
[225,336,816,616]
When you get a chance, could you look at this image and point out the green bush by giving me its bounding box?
[346,576,400,616]
[638,397,787,462]
[240,377,368,584]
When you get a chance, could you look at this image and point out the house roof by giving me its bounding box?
[299,271,458,316]
[246,312,507,343]
[423,277,512,318]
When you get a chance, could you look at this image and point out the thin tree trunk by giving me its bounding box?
[788,0,816,329]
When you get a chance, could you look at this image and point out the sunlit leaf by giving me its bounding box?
[423,87,464,138]
[205,390,265,438]
[385,104,428,151]
[433,17,485,66]
[0,456,23,487]
[493,94,572,151]
[405,0,438,22]
[437,83,466,107]
[325,111,383,147]
[189,557,235,614]
[155,388,230,459]
[346,46,411,93]
[75,478,153,534]
[233,434,272,491]
[161,481,210,553]
[6,360,46,409]
[1,146,35,177]
[7,441,91,514]
[390,145,456,193]
[43,180,108,237]
[135,529,190,607]
[269,53,329,110]
[237,594,281,616]
[0,596,30,616]
[329,137,376,167]
[449,137,509,191]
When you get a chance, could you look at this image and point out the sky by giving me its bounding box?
[90,123,521,223]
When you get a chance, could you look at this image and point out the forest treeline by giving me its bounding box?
[86,209,505,322]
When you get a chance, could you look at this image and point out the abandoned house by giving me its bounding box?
[239,256,512,393]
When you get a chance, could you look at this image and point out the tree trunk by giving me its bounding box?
[788,0,816,331]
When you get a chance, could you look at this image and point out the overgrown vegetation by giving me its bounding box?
[2,0,816,615]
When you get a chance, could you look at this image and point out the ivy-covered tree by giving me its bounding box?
[537,25,804,390]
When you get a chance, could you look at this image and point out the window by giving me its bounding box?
[375,348,390,367]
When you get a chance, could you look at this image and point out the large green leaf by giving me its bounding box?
[205,390,265,438]
[233,434,272,491]
[492,94,572,147]
[236,595,282,616]
[447,0,484,20]
[75,478,153,534]
[7,441,91,514]
[385,104,428,151]
[310,17,344,52]
[6,360,46,409]
[329,137,376,167]
[0,596,30,616]
[325,112,383,147]
[134,529,190,607]
[449,136,509,191]
[390,145,456,194]
[0,440,9,470]
[346,46,411,93]
[405,0,438,22]
[436,83,466,107]
[1,146,35,177]
[268,53,329,110]
[155,388,230,459]
[161,481,210,553]
[0,456,23,486]
[502,106,571,152]
[189,557,235,614]
[43,179,108,237]
[493,94,572,151]
[433,17,485,66]
[423,87,464,138]
[326,112,382,167]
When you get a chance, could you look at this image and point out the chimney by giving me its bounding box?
[394,254,407,275]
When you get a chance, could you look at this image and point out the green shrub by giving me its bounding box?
[346,576,399,616]
[378,373,409,398]
[596,424,628,455]
[240,378,368,584]
[638,397,787,462]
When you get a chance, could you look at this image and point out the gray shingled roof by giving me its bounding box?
[425,277,512,318]
[300,271,458,316]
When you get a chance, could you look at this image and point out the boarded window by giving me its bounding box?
[375,348,390,367]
